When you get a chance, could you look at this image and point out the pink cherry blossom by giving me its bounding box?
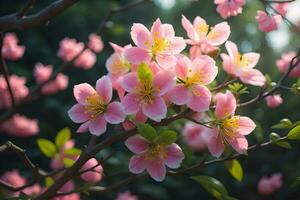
[265,95,283,108]
[80,158,103,183]
[57,37,84,62]
[88,33,104,53]
[0,75,29,108]
[120,63,174,121]
[274,3,289,17]
[41,73,69,95]
[115,191,138,200]
[258,173,283,195]
[207,91,256,157]
[74,49,96,69]
[181,15,230,57]
[2,32,25,60]
[276,51,300,77]
[22,184,42,196]
[0,114,39,137]
[68,76,125,135]
[256,11,282,33]
[51,181,80,200]
[34,63,53,84]
[214,0,246,19]
[125,19,186,68]
[168,55,216,112]
[221,41,266,86]
[51,140,77,170]
[125,135,184,181]
[182,122,210,151]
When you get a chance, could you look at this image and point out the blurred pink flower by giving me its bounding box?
[265,95,283,108]
[276,51,300,77]
[258,173,283,195]
[80,158,103,183]
[34,63,53,84]
[41,73,69,95]
[57,38,84,62]
[182,122,210,151]
[2,32,25,60]
[115,191,138,200]
[51,181,80,200]
[274,3,289,16]
[74,49,96,69]
[256,11,282,32]
[0,114,39,137]
[214,0,245,19]
[88,33,104,53]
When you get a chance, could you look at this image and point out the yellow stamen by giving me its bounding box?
[135,80,158,104]
[197,23,209,36]
[146,144,167,160]
[85,94,106,120]
[235,53,249,68]
[151,33,169,57]
[220,116,240,139]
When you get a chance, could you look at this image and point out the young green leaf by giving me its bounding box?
[274,141,292,149]
[64,148,82,156]
[37,139,57,158]
[271,118,292,129]
[288,125,300,140]
[63,158,76,168]
[156,130,177,145]
[55,127,71,149]
[45,176,54,187]
[137,123,157,142]
[224,159,243,181]
[137,63,153,81]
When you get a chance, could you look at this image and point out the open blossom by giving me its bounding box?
[0,114,39,137]
[51,139,77,170]
[0,75,29,108]
[125,134,184,181]
[274,3,289,17]
[121,63,174,122]
[276,51,300,77]
[57,37,84,62]
[182,122,210,151]
[41,73,69,95]
[68,76,125,135]
[88,33,104,53]
[265,95,283,108]
[74,49,96,69]
[125,18,186,68]
[181,15,230,57]
[34,63,53,84]
[80,158,103,183]
[115,191,138,200]
[221,41,266,86]
[207,91,256,157]
[168,55,216,112]
[256,11,282,33]
[214,0,246,19]
[2,32,25,60]
[258,173,283,195]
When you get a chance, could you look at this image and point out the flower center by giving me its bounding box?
[220,116,240,139]
[84,94,107,120]
[235,53,249,68]
[151,35,169,56]
[135,81,158,104]
[197,23,209,36]
[146,144,166,160]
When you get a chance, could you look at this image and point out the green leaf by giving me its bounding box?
[63,158,76,168]
[269,132,280,142]
[45,176,54,187]
[288,125,300,140]
[191,176,228,200]
[224,159,243,181]
[64,148,82,156]
[137,63,153,81]
[137,123,157,142]
[156,130,177,145]
[55,127,71,149]
[271,118,292,129]
[37,139,57,158]
[275,141,292,149]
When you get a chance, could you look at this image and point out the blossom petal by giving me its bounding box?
[68,104,89,123]
[221,53,235,75]
[96,76,112,103]
[142,96,167,121]
[120,72,138,93]
[76,121,90,133]
[104,102,125,124]
[225,41,239,60]
[193,16,208,39]
[125,135,149,154]
[156,54,177,69]
[206,22,230,46]
[237,116,256,135]
[243,53,260,68]
[168,85,189,105]
[131,23,150,47]
[125,47,151,64]
[239,69,266,86]
[164,143,184,169]
[187,85,211,112]
[175,55,190,80]
[73,83,95,105]
[169,37,186,54]
[122,93,140,115]
[146,159,166,182]
[227,135,248,154]
[153,71,175,95]
[192,55,218,85]
[214,91,236,119]
[129,154,147,174]
[88,116,107,136]
[207,128,224,157]
[181,15,197,42]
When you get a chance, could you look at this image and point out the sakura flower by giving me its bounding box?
[168,55,217,112]
[221,41,266,86]
[2,32,25,60]
[265,95,283,108]
[125,18,186,68]
[33,63,53,84]
[182,122,210,151]
[115,191,138,200]
[57,38,84,62]
[120,63,174,122]
[125,130,184,181]
[88,33,104,53]
[68,76,125,136]
[0,114,39,137]
[258,173,283,195]
[181,15,230,57]
[274,3,289,16]
[80,158,103,183]
[207,91,256,157]
[276,51,300,77]
[74,49,96,69]
[214,0,246,19]
[256,11,282,33]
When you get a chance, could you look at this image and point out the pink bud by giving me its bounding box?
[57,37,84,62]
[88,33,104,53]
[2,33,25,60]
[80,158,103,183]
[33,63,53,84]
[74,49,96,69]
[256,10,282,32]
[265,95,283,108]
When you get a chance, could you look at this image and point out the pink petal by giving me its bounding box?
[187,85,211,112]
[191,55,218,85]
[156,54,177,69]
[164,143,184,169]
[169,37,186,54]
[150,18,163,37]
[122,93,140,115]
[125,135,149,154]
[146,159,166,182]
[129,154,147,174]
[237,116,256,135]
[96,76,112,103]
[104,102,125,124]
[73,83,95,105]
[206,22,230,46]
[239,69,266,86]
[161,23,175,38]
[120,72,138,93]
[130,23,150,47]
[76,121,90,133]
[168,85,189,105]
[88,116,107,136]
[227,135,248,154]
[68,104,89,123]
[142,96,167,121]
[181,15,198,42]
[243,53,260,68]
[124,47,151,64]
[225,41,239,60]
[175,55,191,80]
[193,16,209,39]
[153,71,175,95]
[207,128,224,157]
[221,53,235,75]
[214,91,236,119]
